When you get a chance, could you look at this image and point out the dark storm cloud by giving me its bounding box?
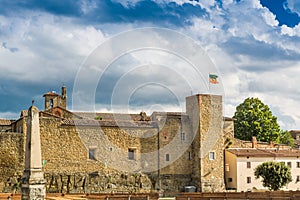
[0,0,207,26]
[0,77,74,117]
[0,0,82,16]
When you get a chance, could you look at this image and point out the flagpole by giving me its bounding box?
[209,73,211,94]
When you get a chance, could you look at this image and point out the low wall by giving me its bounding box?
[176,191,300,200]
[2,172,152,194]
[0,193,159,200]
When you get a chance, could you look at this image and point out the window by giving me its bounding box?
[297,162,300,168]
[297,176,300,182]
[181,132,186,141]
[228,178,233,182]
[88,148,96,160]
[287,162,292,168]
[247,162,251,168]
[50,99,54,108]
[166,154,170,161]
[225,164,230,172]
[247,177,251,184]
[187,152,191,160]
[209,152,215,160]
[128,148,135,160]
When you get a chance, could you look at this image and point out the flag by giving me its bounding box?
[209,74,219,84]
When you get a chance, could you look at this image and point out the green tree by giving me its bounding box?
[278,130,294,147]
[254,161,292,191]
[233,97,280,142]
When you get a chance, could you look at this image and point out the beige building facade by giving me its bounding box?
[225,148,300,191]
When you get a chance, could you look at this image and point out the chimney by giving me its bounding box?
[62,85,67,99]
[252,136,257,148]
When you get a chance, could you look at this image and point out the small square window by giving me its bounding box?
[225,164,230,172]
[247,177,251,184]
[89,148,96,160]
[287,162,292,168]
[187,152,191,160]
[128,148,136,160]
[297,176,300,182]
[297,162,300,168]
[181,132,186,141]
[166,154,170,161]
[228,178,233,182]
[247,162,251,168]
[209,152,215,160]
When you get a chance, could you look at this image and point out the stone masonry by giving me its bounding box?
[21,105,46,200]
[0,87,230,193]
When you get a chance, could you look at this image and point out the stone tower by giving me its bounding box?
[43,86,67,110]
[186,94,224,192]
[21,105,46,200]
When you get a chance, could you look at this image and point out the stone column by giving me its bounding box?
[21,105,46,200]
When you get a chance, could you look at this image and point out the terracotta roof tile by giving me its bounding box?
[61,119,157,128]
[43,91,59,97]
[73,112,143,121]
[226,148,300,157]
[0,119,12,126]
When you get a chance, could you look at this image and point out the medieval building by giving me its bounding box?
[0,86,230,193]
[1,86,298,193]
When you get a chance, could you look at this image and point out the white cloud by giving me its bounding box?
[1,0,300,131]
[286,0,300,16]
[281,23,300,37]
[0,13,105,83]
[0,111,19,119]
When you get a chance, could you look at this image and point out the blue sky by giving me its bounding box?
[1,0,300,130]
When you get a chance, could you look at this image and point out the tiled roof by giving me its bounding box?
[62,119,158,128]
[226,148,300,157]
[73,112,143,121]
[0,119,13,126]
[43,92,59,97]
[224,117,235,121]
[152,111,187,116]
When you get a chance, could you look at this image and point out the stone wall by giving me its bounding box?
[186,94,225,192]
[199,95,224,192]
[0,132,24,192]
[0,93,231,194]
[45,172,152,193]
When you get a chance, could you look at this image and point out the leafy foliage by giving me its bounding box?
[278,130,294,147]
[254,161,292,191]
[233,97,280,142]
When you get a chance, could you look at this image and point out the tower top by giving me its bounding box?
[43,86,67,110]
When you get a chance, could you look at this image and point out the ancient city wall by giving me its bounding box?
[0,132,24,192]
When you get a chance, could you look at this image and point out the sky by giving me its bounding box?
[1,0,300,131]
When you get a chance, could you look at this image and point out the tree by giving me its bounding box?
[278,130,294,147]
[233,97,280,142]
[254,161,292,191]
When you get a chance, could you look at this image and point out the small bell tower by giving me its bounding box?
[43,86,67,110]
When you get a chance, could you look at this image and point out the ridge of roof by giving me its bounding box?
[0,119,13,126]
[61,118,158,128]
[226,148,300,157]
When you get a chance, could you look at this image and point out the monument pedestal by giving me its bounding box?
[21,105,46,200]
